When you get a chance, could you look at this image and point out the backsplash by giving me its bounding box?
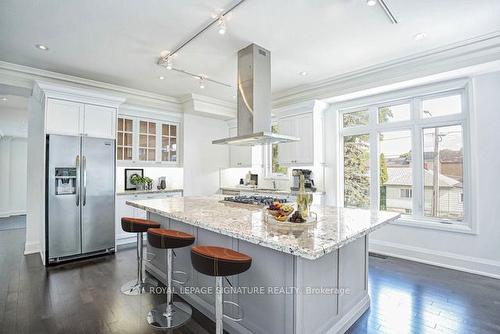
[116,167,183,192]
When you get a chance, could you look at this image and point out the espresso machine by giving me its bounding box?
[291,169,316,192]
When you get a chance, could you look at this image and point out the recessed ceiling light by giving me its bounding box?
[1,97,7,101]
[414,32,427,41]
[159,76,165,80]
[35,44,49,51]
[366,0,377,6]
[299,71,308,76]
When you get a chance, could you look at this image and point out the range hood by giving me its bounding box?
[212,44,299,146]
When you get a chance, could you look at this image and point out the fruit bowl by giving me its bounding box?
[263,209,317,230]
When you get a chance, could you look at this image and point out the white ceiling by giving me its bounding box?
[1,0,500,102]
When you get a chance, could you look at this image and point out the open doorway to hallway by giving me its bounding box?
[0,91,28,231]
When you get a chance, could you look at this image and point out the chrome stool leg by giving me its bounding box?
[215,277,223,334]
[214,277,244,334]
[147,249,192,329]
[121,232,156,295]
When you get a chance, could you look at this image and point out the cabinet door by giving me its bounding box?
[46,99,83,136]
[294,113,314,165]
[115,196,135,244]
[278,113,314,165]
[84,104,116,139]
[277,117,295,165]
[229,127,252,167]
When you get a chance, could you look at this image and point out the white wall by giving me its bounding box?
[366,71,500,278]
[0,96,28,218]
[182,113,229,196]
[25,95,45,256]
[116,166,183,192]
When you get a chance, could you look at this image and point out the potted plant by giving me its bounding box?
[130,175,146,190]
[144,177,153,190]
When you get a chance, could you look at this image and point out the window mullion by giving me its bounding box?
[412,98,424,217]
[369,106,379,211]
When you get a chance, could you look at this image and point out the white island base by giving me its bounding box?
[145,212,370,334]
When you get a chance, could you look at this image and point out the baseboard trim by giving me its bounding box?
[0,210,27,218]
[24,241,40,255]
[370,239,500,280]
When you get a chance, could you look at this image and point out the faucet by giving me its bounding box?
[272,180,277,190]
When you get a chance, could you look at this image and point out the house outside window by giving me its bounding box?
[339,80,473,232]
[400,188,413,198]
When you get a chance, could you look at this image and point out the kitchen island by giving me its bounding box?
[127,196,399,334]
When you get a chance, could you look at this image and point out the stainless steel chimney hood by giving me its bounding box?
[212,44,299,146]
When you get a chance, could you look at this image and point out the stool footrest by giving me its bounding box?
[172,270,189,285]
[223,300,244,322]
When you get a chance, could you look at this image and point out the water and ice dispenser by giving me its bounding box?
[54,167,77,195]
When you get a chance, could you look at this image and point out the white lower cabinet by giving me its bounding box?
[115,192,182,245]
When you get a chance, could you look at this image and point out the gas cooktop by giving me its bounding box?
[222,195,287,206]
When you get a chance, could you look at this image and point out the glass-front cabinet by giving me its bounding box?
[117,117,133,161]
[161,123,177,162]
[116,116,179,166]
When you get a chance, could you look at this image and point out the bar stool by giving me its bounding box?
[191,246,252,334]
[147,228,195,329]
[120,217,161,295]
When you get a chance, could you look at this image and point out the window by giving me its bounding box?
[423,125,464,221]
[117,117,133,160]
[340,86,470,230]
[139,121,156,161]
[343,109,369,128]
[400,189,413,198]
[343,133,370,208]
[378,103,411,123]
[271,124,288,175]
[379,130,413,213]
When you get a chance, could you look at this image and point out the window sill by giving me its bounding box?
[391,216,476,235]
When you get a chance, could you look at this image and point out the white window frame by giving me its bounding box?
[337,79,476,234]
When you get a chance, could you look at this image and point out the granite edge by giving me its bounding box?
[126,200,400,260]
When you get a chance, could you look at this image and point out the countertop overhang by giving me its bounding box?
[126,195,400,260]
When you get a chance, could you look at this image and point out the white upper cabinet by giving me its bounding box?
[46,99,83,136]
[278,112,314,165]
[46,98,116,139]
[84,104,116,139]
[228,127,252,167]
[116,115,180,166]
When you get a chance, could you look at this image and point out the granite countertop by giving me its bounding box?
[220,186,326,195]
[116,189,183,196]
[126,195,399,260]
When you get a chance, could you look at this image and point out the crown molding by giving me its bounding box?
[272,31,500,108]
[180,93,236,120]
[0,60,181,111]
[34,80,126,108]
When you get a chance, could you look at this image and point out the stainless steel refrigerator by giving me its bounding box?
[46,134,115,264]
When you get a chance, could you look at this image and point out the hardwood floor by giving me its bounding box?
[1,228,499,334]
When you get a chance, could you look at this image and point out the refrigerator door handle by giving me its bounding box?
[76,155,80,206]
[83,155,87,206]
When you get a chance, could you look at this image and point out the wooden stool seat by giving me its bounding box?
[147,228,195,249]
[121,217,160,233]
[191,246,252,277]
